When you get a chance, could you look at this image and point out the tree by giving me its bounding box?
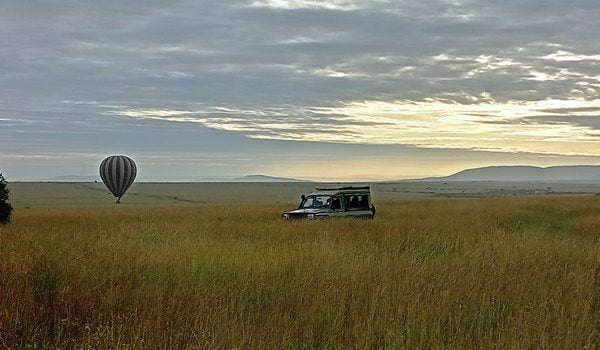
[0,173,13,224]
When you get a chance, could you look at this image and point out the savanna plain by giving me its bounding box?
[1,183,600,349]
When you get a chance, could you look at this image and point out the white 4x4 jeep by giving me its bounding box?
[282,186,376,220]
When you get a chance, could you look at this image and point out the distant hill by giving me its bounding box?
[45,175,99,182]
[185,175,308,182]
[231,175,309,182]
[37,174,308,182]
[414,166,600,182]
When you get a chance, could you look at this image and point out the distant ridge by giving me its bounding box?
[412,165,600,182]
[231,175,310,182]
[46,175,99,182]
[41,174,310,182]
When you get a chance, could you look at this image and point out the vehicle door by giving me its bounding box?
[343,193,372,217]
[329,196,345,217]
[355,194,373,217]
[341,194,356,217]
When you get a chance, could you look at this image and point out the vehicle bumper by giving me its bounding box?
[282,213,319,220]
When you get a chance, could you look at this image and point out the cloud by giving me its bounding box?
[249,0,366,10]
[541,50,600,62]
[1,0,599,179]
[109,97,600,156]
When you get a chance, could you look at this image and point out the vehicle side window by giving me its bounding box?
[358,195,370,209]
[344,194,370,210]
[302,196,332,208]
[344,195,358,210]
[331,197,342,210]
[343,195,352,209]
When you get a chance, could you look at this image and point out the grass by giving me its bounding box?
[1,196,600,348]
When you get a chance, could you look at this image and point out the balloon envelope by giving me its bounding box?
[99,155,137,203]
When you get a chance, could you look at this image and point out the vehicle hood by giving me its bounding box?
[283,208,329,215]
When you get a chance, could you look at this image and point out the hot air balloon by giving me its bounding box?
[99,155,137,203]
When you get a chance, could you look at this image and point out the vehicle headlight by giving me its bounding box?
[307,213,315,219]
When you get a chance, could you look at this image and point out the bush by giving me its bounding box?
[0,173,13,224]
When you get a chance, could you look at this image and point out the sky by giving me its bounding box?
[1,0,599,181]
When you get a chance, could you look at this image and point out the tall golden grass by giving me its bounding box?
[1,196,600,348]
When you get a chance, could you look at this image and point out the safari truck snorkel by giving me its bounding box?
[282,186,376,219]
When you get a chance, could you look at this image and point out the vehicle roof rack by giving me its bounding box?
[314,186,370,191]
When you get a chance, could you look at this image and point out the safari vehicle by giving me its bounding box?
[282,186,376,220]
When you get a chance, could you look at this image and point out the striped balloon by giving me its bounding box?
[99,155,137,203]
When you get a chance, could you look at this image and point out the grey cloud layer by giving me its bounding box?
[2,0,598,103]
[1,0,599,178]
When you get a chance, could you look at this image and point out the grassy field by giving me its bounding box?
[8,181,600,208]
[1,196,600,348]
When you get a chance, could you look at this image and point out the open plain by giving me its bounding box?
[1,183,600,348]
[7,181,600,208]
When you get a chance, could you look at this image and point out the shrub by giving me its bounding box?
[0,173,13,224]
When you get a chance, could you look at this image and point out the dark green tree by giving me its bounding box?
[0,173,13,224]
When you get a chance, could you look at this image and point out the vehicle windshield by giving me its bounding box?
[300,195,332,209]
